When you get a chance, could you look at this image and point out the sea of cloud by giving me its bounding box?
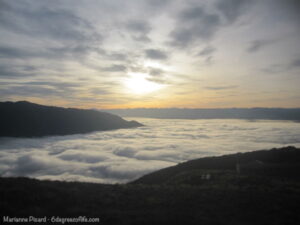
[0,118,300,183]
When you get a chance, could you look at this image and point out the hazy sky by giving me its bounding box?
[0,0,299,108]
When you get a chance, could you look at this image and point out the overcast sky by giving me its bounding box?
[0,0,299,108]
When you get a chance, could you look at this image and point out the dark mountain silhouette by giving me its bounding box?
[105,107,300,121]
[0,101,143,137]
[133,146,300,185]
[1,146,299,225]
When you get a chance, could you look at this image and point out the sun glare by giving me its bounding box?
[124,73,164,94]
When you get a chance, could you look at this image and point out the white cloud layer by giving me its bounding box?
[1,118,300,183]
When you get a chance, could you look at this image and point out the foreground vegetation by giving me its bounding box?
[1,147,300,224]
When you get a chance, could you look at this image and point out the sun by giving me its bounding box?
[124,73,164,94]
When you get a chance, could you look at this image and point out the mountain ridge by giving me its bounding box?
[133,146,300,185]
[104,108,300,121]
[0,101,143,137]
[1,146,299,225]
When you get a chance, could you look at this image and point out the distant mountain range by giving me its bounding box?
[0,101,143,137]
[105,108,300,121]
[1,146,299,224]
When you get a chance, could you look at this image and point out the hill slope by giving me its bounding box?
[133,146,300,185]
[0,147,299,225]
[0,101,143,137]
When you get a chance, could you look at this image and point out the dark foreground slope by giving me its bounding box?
[0,101,142,137]
[133,146,300,185]
[1,147,300,225]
